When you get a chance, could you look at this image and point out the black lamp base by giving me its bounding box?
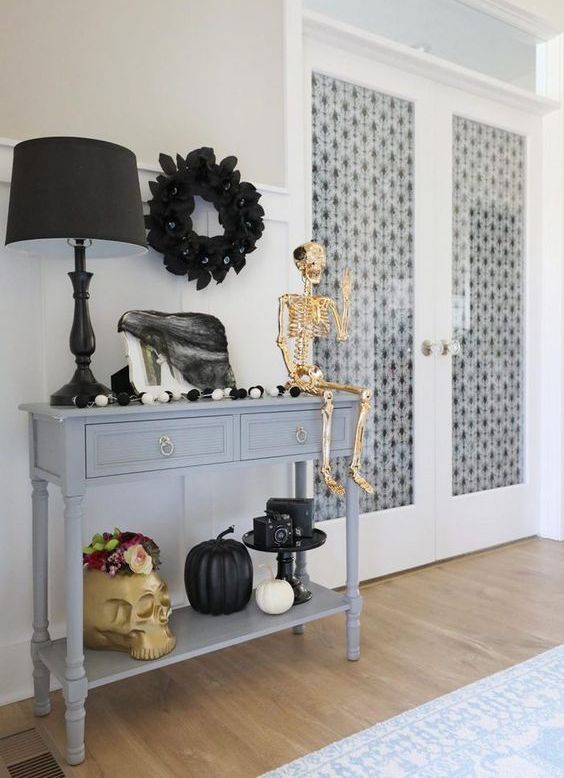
[51,368,110,407]
[49,241,111,407]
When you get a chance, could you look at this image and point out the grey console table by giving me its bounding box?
[20,394,362,765]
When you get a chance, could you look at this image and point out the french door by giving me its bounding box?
[305,37,541,576]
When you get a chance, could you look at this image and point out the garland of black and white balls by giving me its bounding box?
[73,384,301,409]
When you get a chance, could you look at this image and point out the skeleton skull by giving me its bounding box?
[293,241,326,284]
[84,569,176,660]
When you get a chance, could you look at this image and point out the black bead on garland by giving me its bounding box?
[145,148,265,290]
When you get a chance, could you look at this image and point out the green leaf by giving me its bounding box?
[105,538,119,552]
[93,542,105,552]
[82,545,94,555]
[113,527,121,538]
[92,533,103,545]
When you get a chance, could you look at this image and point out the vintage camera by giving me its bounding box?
[253,511,293,549]
[266,497,314,539]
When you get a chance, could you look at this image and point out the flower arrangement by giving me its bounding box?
[82,528,161,576]
[145,147,265,290]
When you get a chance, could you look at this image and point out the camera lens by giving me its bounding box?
[273,526,289,545]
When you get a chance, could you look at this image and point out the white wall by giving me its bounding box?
[0,0,297,705]
[0,0,286,186]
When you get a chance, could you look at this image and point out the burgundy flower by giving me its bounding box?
[85,551,107,572]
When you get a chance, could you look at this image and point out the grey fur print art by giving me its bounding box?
[118,310,236,394]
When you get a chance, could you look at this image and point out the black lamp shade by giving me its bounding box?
[5,136,147,258]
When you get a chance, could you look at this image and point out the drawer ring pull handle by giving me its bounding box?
[159,435,175,457]
[296,425,308,444]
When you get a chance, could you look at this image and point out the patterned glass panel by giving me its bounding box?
[452,116,525,495]
[311,72,414,520]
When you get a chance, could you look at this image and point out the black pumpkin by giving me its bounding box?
[184,525,253,615]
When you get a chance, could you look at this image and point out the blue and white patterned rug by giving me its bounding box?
[263,646,564,777]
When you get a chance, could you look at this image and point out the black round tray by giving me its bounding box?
[242,528,327,553]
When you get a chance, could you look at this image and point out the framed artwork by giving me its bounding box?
[118,310,236,395]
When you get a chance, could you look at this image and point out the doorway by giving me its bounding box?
[305,33,542,574]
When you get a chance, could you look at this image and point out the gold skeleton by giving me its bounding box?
[277,241,374,497]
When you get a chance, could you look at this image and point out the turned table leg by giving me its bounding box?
[293,461,309,635]
[63,493,88,765]
[345,477,362,660]
[31,478,51,717]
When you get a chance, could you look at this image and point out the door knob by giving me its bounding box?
[421,339,441,356]
[440,338,461,356]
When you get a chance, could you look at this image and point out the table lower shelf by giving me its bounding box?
[40,582,349,689]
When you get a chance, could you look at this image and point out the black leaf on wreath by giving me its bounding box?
[145,148,265,289]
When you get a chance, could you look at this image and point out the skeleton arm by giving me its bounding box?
[277,294,296,376]
[329,268,351,342]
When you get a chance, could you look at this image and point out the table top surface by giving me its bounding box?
[20,392,358,420]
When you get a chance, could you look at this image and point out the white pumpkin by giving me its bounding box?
[255,576,294,615]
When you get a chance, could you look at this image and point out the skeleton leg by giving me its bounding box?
[320,390,345,497]
[319,381,374,495]
[349,389,374,494]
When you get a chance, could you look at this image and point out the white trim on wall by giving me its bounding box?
[539,34,564,540]
[0,127,296,707]
[0,138,292,225]
[303,10,561,116]
[283,0,306,249]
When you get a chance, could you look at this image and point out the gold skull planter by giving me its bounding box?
[83,569,176,660]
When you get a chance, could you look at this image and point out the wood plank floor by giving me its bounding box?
[1,537,563,777]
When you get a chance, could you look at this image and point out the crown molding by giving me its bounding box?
[303,10,561,116]
[457,0,558,41]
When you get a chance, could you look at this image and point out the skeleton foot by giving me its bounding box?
[350,469,374,495]
[322,469,345,497]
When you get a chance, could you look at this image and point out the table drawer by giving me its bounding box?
[86,416,233,477]
[241,408,354,461]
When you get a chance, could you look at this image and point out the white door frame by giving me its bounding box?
[304,37,439,584]
[433,87,542,558]
[292,8,563,586]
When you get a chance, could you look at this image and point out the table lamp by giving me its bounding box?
[5,136,147,405]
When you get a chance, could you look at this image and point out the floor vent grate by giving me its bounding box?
[0,729,65,778]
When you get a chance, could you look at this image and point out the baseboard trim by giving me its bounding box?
[358,535,540,589]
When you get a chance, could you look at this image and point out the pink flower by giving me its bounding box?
[124,544,153,575]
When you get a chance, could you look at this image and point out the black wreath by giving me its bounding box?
[145,148,265,290]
